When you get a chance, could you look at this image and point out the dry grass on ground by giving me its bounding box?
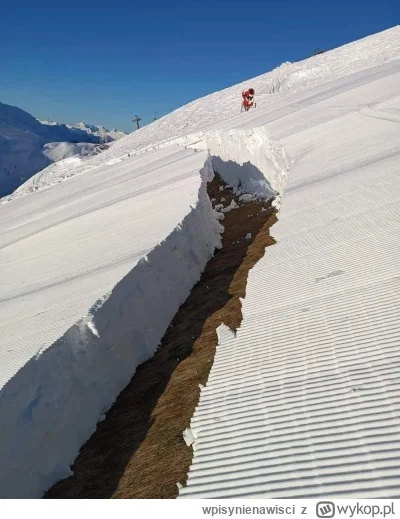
[46,173,277,499]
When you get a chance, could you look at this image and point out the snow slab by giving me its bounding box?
[0,145,223,498]
[179,51,400,498]
[186,127,290,200]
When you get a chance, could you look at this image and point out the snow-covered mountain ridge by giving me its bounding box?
[0,101,126,197]
[40,119,127,142]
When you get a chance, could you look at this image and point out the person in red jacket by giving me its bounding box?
[241,88,255,111]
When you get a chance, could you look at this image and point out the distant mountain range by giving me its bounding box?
[0,101,127,196]
[39,120,127,143]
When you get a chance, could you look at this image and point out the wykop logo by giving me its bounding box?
[316,502,335,518]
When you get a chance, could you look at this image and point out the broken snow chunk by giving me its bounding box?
[272,196,282,209]
[183,428,195,446]
[245,233,252,240]
[219,186,224,191]
[217,323,236,343]
[210,197,216,202]
[200,157,214,183]
[215,212,225,221]
[221,197,225,202]
[87,320,99,337]
[221,200,238,213]
[214,204,223,211]
[239,193,254,202]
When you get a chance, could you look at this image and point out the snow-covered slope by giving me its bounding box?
[0,103,119,197]
[179,43,400,496]
[0,26,400,498]
[4,26,399,203]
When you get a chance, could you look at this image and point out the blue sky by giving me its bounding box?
[1,0,397,132]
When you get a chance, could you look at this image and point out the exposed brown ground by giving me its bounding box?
[45,173,277,499]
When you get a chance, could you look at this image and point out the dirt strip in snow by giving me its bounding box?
[46,173,277,499]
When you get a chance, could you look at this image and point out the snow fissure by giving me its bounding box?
[0,127,287,498]
[45,171,279,499]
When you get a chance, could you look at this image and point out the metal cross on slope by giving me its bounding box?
[132,115,142,130]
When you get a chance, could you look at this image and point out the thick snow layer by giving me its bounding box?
[185,127,290,199]
[205,127,290,198]
[0,147,221,498]
[180,44,400,498]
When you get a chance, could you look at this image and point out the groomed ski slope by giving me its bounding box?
[180,50,400,495]
[0,26,400,498]
[3,26,400,202]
